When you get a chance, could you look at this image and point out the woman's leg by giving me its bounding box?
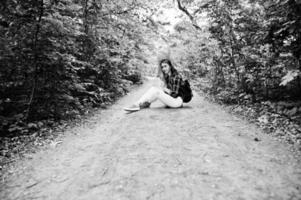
[136,87,183,108]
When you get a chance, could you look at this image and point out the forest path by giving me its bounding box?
[1,78,301,200]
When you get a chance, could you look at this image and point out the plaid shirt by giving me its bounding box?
[165,73,183,98]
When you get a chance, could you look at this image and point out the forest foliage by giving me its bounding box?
[0,0,148,135]
[207,0,301,101]
[172,0,300,100]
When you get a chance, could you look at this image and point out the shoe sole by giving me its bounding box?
[124,108,140,112]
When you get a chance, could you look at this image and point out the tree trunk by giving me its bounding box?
[26,0,44,120]
[83,0,89,34]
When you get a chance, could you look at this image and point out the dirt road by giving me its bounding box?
[1,79,301,200]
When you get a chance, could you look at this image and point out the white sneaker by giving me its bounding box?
[124,104,140,112]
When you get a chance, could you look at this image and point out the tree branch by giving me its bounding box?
[101,1,140,17]
[176,0,201,30]
[193,1,214,15]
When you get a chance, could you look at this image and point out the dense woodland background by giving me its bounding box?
[0,0,301,148]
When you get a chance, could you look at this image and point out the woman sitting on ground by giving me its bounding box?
[124,59,185,112]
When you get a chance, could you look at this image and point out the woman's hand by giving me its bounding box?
[163,87,171,94]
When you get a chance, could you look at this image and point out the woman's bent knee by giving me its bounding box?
[149,86,161,95]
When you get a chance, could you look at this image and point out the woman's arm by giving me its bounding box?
[159,75,169,94]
